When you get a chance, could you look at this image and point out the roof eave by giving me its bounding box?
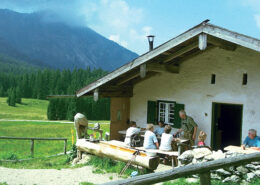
[76,24,205,97]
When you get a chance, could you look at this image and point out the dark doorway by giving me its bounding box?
[211,103,243,150]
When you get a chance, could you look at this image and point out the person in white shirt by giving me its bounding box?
[124,121,140,146]
[154,121,165,136]
[143,124,159,149]
[160,125,174,151]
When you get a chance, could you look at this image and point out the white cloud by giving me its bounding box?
[255,14,260,28]
[130,26,152,41]
[0,0,152,54]
[109,34,128,47]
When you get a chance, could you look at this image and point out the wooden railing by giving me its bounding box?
[102,152,260,185]
[0,136,67,158]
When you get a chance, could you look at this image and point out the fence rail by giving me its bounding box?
[0,136,67,157]
[102,152,260,185]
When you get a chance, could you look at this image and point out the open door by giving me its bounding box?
[211,103,243,150]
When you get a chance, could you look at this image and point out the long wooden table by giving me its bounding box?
[224,145,260,154]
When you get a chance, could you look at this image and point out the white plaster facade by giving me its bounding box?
[130,46,260,146]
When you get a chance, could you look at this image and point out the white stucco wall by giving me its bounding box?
[130,46,260,145]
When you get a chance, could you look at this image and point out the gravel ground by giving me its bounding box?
[0,166,122,185]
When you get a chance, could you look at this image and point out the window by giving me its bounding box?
[242,73,247,85]
[211,74,216,84]
[147,100,184,128]
[158,101,175,125]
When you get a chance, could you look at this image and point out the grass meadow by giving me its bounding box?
[0,121,110,160]
[0,97,48,120]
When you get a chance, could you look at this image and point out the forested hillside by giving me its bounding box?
[0,55,40,74]
[0,66,110,120]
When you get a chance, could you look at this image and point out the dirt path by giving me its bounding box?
[0,166,122,185]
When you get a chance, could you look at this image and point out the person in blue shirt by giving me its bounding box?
[241,129,260,150]
[143,124,159,149]
[154,121,165,136]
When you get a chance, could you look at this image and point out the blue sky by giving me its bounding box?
[0,0,260,54]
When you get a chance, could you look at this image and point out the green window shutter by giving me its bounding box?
[147,101,157,124]
[173,103,185,128]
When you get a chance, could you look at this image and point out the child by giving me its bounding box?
[159,125,174,151]
[198,131,207,146]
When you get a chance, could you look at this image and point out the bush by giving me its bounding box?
[66,144,77,162]
[4,153,19,160]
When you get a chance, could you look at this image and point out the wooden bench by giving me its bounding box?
[136,147,179,167]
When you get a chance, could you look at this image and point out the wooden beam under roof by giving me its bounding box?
[117,72,140,85]
[147,63,179,73]
[99,85,133,92]
[171,44,215,65]
[46,95,75,99]
[207,36,237,51]
[163,42,198,63]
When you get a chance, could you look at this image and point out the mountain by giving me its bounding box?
[0,9,138,71]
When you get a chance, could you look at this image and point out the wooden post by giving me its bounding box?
[177,144,182,156]
[94,88,99,102]
[31,139,34,158]
[200,171,211,185]
[199,33,207,50]
[64,139,67,154]
[140,64,146,78]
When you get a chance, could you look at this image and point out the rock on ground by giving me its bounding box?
[192,148,212,159]
[178,150,194,165]
[215,169,232,176]
[246,172,256,182]
[222,175,241,183]
[236,166,249,174]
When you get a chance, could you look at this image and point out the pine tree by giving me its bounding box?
[0,86,4,97]
[7,88,16,106]
[15,86,22,104]
[47,99,57,120]
[67,98,77,121]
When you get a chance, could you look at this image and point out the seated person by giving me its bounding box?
[154,121,165,136]
[241,129,260,150]
[124,121,140,146]
[198,131,207,146]
[143,124,159,149]
[159,125,174,151]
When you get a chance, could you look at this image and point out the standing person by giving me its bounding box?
[143,124,159,149]
[154,121,165,136]
[160,125,174,151]
[174,110,198,146]
[124,121,140,146]
[241,129,260,150]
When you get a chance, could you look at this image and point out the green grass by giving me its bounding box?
[0,97,49,120]
[79,182,95,185]
[0,121,110,160]
[0,155,77,169]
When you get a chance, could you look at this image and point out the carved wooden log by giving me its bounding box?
[76,139,160,170]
